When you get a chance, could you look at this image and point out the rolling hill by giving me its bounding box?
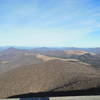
[0,47,100,98]
[0,55,100,98]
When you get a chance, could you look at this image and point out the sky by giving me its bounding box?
[0,0,100,47]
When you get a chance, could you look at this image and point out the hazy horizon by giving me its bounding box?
[0,0,100,47]
[0,45,100,48]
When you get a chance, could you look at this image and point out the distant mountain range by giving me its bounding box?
[0,47,100,53]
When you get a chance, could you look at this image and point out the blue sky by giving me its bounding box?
[0,0,100,47]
